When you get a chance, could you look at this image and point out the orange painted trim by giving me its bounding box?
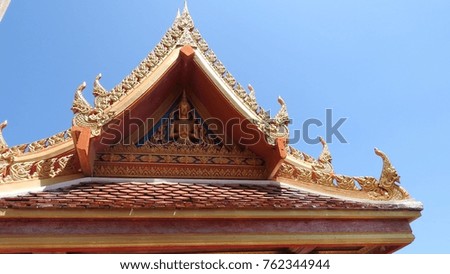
[180,45,195,59]
[266,138,287,179]
[71,126,93,176]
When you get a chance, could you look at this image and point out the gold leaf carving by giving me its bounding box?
[223,72,237,88]
[276,155,409,201]
[162,34,176,48]
[334,175,358,191]
[177,29,197,48]
[0,154,78,184]
[191,29,202,42]
[94,164,265,180]
[93,73,111,110]
[197,39,209,52]
[374,148,409,200]
[72,77,115,136]
[213,61,226,75]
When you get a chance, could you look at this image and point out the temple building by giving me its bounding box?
[0,5,422,253]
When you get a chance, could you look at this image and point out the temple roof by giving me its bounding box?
[0,180,422,211]
[0,4,422,211]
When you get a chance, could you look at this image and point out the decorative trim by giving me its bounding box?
[287,137,333,173]
[0,154,78,184]
[94,164,266,180]
[277,148,410,201]
[1,126,72,157]
[94,142,266,179]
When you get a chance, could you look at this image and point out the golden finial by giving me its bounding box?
[183,0,189,14]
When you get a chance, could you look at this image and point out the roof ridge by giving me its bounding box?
[70,6,290,146]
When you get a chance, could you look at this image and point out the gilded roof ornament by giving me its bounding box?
[183,0,189,13]
[84,4,277,144]
[278,147,410,201]
[315,137,333,173]
[274,96,290,128]
[0,120,8,152]
[178,1,194,31]
[245,84,258,111]
[72,79,115,136]
[1,154,77,184]
[374,148,409,200]
[254,95,291,145]
[177,29,197,48]
[93,73,111,110]
[71,82,92,114]
[318,137,332,165]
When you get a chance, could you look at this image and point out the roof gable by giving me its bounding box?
[0,4,417,205]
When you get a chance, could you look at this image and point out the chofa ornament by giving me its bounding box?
[71,77,115,136]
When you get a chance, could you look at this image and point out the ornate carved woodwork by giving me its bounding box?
[0,153,78,184]
[94,92,266,179]
[276,148,409,201]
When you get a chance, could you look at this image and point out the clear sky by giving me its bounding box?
[0,1,449,253]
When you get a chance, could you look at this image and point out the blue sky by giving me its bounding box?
[1,1,449,253]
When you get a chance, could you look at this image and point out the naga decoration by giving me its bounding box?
[0,120,8,152]
[253,93,291,145]
[279,147,409,200]
[373,148,409,200]
[71,77,115,136]
[245,84,258,112]
[93,73,112,110]
[315,137,334,173]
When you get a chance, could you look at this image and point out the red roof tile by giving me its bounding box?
[0,182,419,210]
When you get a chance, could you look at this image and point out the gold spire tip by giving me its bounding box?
[183,0,189,13]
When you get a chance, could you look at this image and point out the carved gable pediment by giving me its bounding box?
[94,91,266,179]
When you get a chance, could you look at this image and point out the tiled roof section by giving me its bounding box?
[0,182,417,210]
